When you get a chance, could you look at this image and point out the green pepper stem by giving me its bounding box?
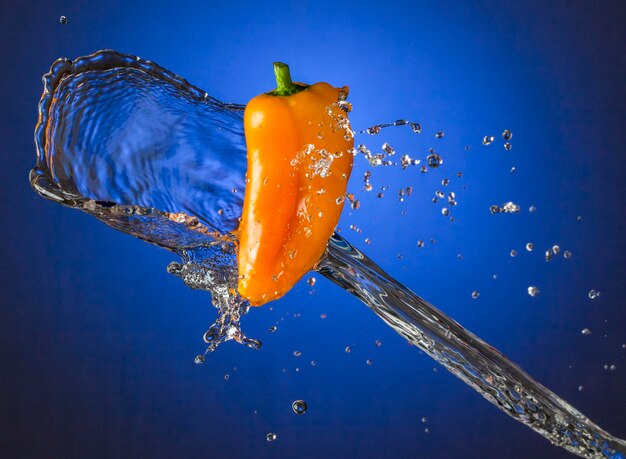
[271,62,307,96]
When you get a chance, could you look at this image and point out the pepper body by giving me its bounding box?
[238,70,354,306]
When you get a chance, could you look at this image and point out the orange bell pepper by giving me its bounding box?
[237,62,354,306]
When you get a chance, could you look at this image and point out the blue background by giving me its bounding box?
[1,1,625,458]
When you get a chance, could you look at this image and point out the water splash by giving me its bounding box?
[30,50,625,458]
[31,50,254,353]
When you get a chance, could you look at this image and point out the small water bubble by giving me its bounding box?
[266,433,277,442]
[457,253,463,260]
[482,135,494,145]
[456,171,463,178]
[231,188,238,193]
[345,346,351,353]
[294,350,302,357]
[552,245,560,255]
[268,326,277,333]
[59,15,68,24]
[435,190,444,199]
[577,215,583,221]
[529,205,537,213]
[545,250,553,262]
[366,126,381,135]
[604,364,609,371]
[563,250,572,259]
[435,131,444,139]
[510,250,517,257]
[510,166,517,173]
[166,261,183,276]
[610,364,616,371]
[320,313,327,319]
[581,328,591,335]
[351,200,360,210]
[471,290,480,299]
[578,385,584,392]
[421,417,428,423]
[417,240,424,248]
[504,142,512,151]
[420,165,428,173]
[464,145,471,151]
[502,202,520,213]
[424,428,430,434]
[441,208,449,216]
[442,178,450,186]
[292,400,308,415]
[194,355,205,364]
[588,290,600,300]
[490,205,501,214]
[527,286,540,297]
[364,238,371,245]
[307,277,316,287]
[526,243,534,252]
[427,153,443,168]
[224,373,230,381]
[310,360,316,366]
[382,143,395,155]
[366,359,373,366]
[375,339,382,347]
[502,129,513,141]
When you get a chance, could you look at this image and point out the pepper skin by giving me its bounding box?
[237,63,354,306]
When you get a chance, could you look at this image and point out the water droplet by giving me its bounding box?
[610,364,616,371]
[268,326,277,333]
[417,240,424,248]
[578,385,584,392]
[490,205,501,214]
[577,215,583,221]
[293,350,302,357]
[510,166,517,173]
[545,250,553,262]
[364,238,371,245]
[366,359,373,366]
[167,261,183,276]
[310,360,316,366]
[526,243,534,251]
[552,245,560,255]
[320,313,327,319]
[424,428,430,434]
[502,202,520,213]
[456,171,463,178]
[502,129,513,141]
[482,135,494,145]
[375,339,382,347]
[441,208,449,216]
[529,205,537,213]
[266,433,277,442]
[224,373,230,380]
[581,328,591,335]
[504,142,512,151]
[510,249,517,257]
[420,165,428,173]
[471,290,480,299]
[527,286,540,297]
[307,277,316,287]
[345,346,351,353]
[435,131,444,139]
[421,417,428,423]
[427,153,443,168]
[59,15,68,25]
[194,355,205,364]
[588,290,600,299]
[563,250,572,259]
[441,178,450,186]
[292,400,308,415]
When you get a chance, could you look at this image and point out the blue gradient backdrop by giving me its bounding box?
[0,1,624,458]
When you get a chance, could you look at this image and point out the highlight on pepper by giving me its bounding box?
[237,62,354,306]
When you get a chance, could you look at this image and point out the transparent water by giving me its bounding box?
[30,50,626,459]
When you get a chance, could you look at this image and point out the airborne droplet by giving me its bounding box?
[292,400,308,415]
